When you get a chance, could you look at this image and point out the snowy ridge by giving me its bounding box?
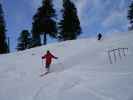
[0,31,133,100]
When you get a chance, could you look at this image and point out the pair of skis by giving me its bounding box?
[40,71,49,77]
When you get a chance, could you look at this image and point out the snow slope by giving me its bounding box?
[0,31,133,100]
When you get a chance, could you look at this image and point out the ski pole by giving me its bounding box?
[41,58,44,73]
[41,58,44,68]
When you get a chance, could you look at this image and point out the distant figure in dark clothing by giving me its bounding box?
[97,33,102,40]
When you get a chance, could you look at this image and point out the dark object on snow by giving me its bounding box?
[42,50,58,72]
[97,33,102,40]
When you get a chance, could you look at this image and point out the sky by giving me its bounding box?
[0,0,131,52]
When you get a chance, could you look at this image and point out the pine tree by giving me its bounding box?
[17,30,31,51]
[0,3,9,54]
[32,21,41,47]
[127,1,133,30]
[32,0,57,46]
[58,0,81,41]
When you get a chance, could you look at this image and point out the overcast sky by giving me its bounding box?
[1,0,131,51]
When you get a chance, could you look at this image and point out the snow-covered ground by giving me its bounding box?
[0,31,133,100]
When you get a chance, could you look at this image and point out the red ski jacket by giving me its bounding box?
[42,52,57,64]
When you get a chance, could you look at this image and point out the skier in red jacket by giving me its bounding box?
[42,50,58,73]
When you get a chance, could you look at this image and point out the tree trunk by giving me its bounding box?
[43,33,47,45]
[7,37,10,53]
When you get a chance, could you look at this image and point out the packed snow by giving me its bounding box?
[0,31,133,100]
